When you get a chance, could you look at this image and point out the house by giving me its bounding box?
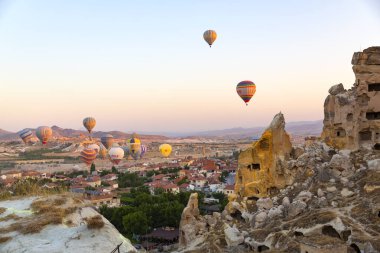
[22,170,41,179]
[86,176,101,187]
[1,170,22,179]
[162,183,180,194]
[101,173,118,181]
[223,184,235,195]
[188,175,207,188]
[84,193,120,208]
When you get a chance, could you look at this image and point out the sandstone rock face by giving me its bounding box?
[178,193,206,248]
[235,112,293,198]
[224,224,244,247]
[322,46,380,150]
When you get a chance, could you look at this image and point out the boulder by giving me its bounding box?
[224,224,244,247]
[268,205,284,219]
[328,83,345,95]
[256,198,273,210]
[288,200,307,218]
[367,159,380,171]
[341,188,354,197]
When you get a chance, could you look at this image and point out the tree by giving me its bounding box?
[219,170,229,183]
[111,166,118,174]
[90,163,96,174]
[123,211,149,236]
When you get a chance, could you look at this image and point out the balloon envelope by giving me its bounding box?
[18,129,33,144]
[36,126,53,144]
[83,117,96,133]
[159,144,172,157]
[140,144,147,158]
[236,80,256,105]
[80,148,97,166]
[203,30,217,47]
[98,144,108,159]
[87,143,100,153]
[108,147,124,165]
[101,134,114,149]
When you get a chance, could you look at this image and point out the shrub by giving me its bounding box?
[86,215,105,229]
[0,236,11,244]
[0,207,6,214]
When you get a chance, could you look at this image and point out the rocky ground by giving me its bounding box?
[0,194,138,253]
[176,143,380,253]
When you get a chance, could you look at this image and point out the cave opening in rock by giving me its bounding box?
[350,243,361,253]
[321,225,341,239]
[378,211,380,218]
[294,231,304,237]
[249,163,261,170]
[347,113,353,121]
[366,112,380,120]
[258,245,269,252]
[374,143,380,150]
[230,210,244,221]
[341,230,351,241]
[368,83,380,92]
[359,130,372,141]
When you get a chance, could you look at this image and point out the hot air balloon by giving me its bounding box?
[203,30,217,47]
[236,80,256,106]
[83,117,96,134]
[18,129,33,144]
[140,144,147,158]
[108,147,124,165]
[36,126,53,145]
[101,134,114,149]
[87,143,100,153]
[80,148,97,166]
[98,144,108,159]
[127,134,141,155]
[159,144,172,158]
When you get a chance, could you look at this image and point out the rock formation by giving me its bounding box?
[322,46,380,150]
[175,47,380,253]
[178,193,206,249]
[235,112,294,198]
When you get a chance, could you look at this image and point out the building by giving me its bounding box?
[223,184,235,195]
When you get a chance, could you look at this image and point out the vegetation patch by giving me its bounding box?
[0,213,20,222]
[86,215,105,229]
[0,236,11,244]
[0,207,6,214]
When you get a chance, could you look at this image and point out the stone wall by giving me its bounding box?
[322,46,380,150]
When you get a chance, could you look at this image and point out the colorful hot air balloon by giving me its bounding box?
[236,80,256,106]
[203,30,217,47]
[83,117,96,134]
[98,144,108,159]
[108,147,124,165]
[101,134,114,149]
[87,143,100,153]
[18,129,33,144]
[127,134,141,155]
[36,126,53,145]
[140,144,147,158]
[159,144,172,158]
[80,148,97,166]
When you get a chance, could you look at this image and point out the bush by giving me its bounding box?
[86,215,105,229]
[0,236,11,244]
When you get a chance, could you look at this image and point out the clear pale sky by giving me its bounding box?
[0,0,379,132]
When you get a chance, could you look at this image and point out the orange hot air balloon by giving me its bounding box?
[236,80,256,106]
[83,117,96,133]
[80,148,97,166]
[203,30,217,47]
[36,126,53,144]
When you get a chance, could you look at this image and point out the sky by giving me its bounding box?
[0,0,379,133]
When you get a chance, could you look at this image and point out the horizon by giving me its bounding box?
[1,1,380,132]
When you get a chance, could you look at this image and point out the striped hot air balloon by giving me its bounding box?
[83,117,96,133]
[87,143,100,153]
[159,144,172,158]
[203,30,217,47]
[18,129,33,144]
[101,134,114,149]
[109,147,124,165]
[36,126,53,145]
[236,80,256,106]
[80,148,97,166]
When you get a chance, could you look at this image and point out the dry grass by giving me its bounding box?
[53,197,67,206]
[0,236,11,244]
[0,213,20,222]
[0,207,6,215]
[85,215,105,229]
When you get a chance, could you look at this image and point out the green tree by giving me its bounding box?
[90,163,96,174]
[123,211,149,236]
[219,170,229,183]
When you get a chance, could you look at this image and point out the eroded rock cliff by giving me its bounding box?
[322,46,380,150]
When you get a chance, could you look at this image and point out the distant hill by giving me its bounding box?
[0,120,323,141]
